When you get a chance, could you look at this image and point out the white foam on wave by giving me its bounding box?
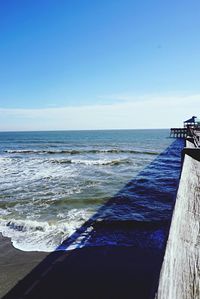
[0,208,11,216]
[51,158,132,166]
[0,155,79,201]
[0,157,14,163]
[72,159,117,165]
[0,208,93,252]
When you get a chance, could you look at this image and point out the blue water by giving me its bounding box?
[0,130,183,252]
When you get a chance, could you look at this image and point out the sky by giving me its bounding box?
[0,0,200,130]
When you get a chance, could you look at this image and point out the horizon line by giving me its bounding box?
[0,128,170,133]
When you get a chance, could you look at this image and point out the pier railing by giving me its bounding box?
[170,128,188,138]
[192,130,200,148]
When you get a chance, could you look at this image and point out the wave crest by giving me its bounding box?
[50,158,132,166]
[5,149,159,156]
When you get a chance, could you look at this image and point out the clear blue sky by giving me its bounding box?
[0,0,200,130]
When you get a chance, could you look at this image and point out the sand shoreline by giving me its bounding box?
[0,234,48,298]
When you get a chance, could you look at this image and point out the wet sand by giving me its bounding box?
[0,234,48,298]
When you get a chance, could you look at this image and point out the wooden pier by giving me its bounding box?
[156,139,200,299]
[157,117,200,298]
[170,116,200,144]
[170,127,200,147]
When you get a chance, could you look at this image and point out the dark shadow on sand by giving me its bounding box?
[3,139,184,299]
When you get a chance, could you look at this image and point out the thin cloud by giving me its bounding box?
[97,92,200,105]
[0,93,199,131]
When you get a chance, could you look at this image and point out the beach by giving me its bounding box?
[0,234,48,298]
[0,0,199,296]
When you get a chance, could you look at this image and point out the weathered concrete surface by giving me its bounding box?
[156,141,200,299]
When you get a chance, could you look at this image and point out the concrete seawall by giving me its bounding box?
[156,140,200,298]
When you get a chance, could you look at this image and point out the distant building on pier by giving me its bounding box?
[184,116,198,128]
[170,116,200,138]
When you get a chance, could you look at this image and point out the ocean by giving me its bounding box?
[0,129,184,252]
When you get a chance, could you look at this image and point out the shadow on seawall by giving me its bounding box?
[3,139,184,299]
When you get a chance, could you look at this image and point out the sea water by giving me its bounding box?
[0,130,183,252]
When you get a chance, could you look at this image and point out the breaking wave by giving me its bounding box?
[5,149,159,156]
[0,208,92,252]
[50,158,132,166]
